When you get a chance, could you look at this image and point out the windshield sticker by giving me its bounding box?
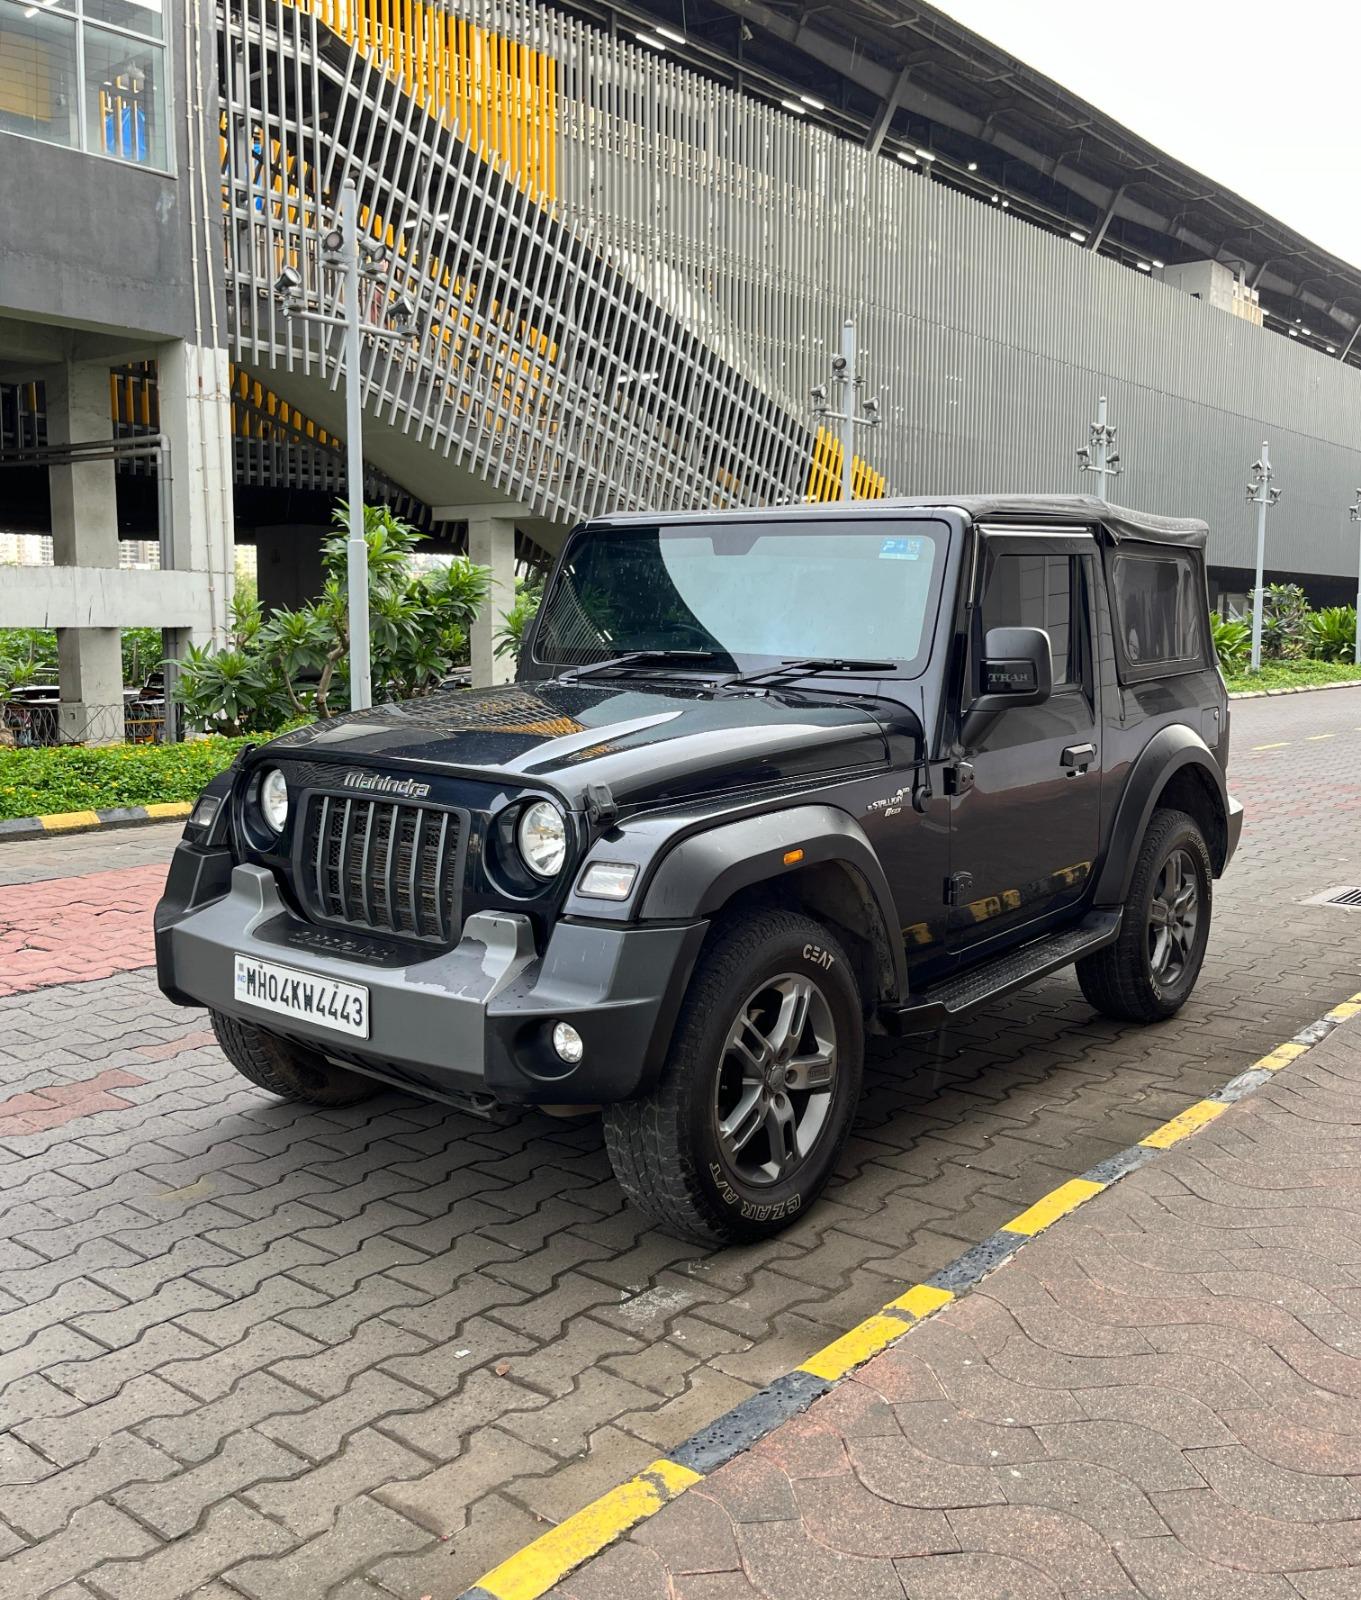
[879,537,924,561]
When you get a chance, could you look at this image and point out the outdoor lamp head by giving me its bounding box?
[862,395,879,416]
[388,294,416,331]
[273,266,302,299]
[810,383,827,405]
[830,354,848,374]
[358,238,388,266]
[321,227,344,255]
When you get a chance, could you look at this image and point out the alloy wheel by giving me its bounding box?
[713,973,838,1186]
[1148,847,1199,985]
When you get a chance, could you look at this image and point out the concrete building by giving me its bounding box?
[0,0,233,741]
[5,0,1361,740]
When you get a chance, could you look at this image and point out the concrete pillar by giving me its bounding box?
[255,525,328,613]
[467,511,518,688]
[158,339,234,649]
[47,361,125,744]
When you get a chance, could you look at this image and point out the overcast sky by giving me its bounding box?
[934,1,1361,271]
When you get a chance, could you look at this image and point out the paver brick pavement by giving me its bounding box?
[547,1014,1361,1598]
[0,693,1357,1595]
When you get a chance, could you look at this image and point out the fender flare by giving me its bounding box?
[638,804,908,1003]
[1094,726,1229,906]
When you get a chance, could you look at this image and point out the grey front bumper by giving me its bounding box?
[157,860,707,1106]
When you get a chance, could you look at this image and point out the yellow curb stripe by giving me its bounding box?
[474,1459,701,1600]
[144,802,193,819]
[1254,1042,1310,1071]
[1251,741,1290,750]
[884,1283,955,1321]
[1326,1001,1361,1023]
[39,810,101,831]
[1306,733,1336,740]
[1004,1177,1106,1237]
[798,1312,913,1382]
[1140,1098,1228,1149]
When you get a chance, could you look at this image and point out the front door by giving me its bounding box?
[948,533,1102,952]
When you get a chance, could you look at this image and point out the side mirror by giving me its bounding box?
[975,626,1052,710]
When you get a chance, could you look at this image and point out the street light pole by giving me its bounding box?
[1246,442,1282,674]
[339,180,371,713]
[1076,395,1122,501]
[273,179,420,712]
[808,318,880,502]
[839,319,857,503]
[1350,489,1361,668]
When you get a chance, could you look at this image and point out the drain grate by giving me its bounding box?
[1303,885,1361,908]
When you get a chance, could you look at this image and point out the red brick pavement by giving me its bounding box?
[0,863,162,995]
[0,1067,150,1135]
[546,1015,1361,1600]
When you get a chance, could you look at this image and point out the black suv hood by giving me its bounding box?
[262,679,893,810]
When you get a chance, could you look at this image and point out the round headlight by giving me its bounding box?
[260,768,289,833]
[517,799,567,879]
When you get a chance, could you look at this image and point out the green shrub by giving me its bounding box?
[1306,605,1358,663]
[1208,612,1250,670]
[495,575,544,663]
[1253,582,1311,660]
[0,737,256,822]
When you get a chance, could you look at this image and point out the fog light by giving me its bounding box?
[552,1022,584,1064]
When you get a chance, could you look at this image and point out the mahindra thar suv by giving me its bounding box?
[156,495,1242,1243]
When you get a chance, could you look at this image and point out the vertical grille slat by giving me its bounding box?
[300,790,462,945]
[407,806,425,939]
[337,799,355,922]
[314,794,332,916]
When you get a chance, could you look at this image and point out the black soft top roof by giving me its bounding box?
[889,494,1209,551]
[594,494,1208,551]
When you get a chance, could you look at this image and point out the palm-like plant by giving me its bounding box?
[1306,605,1358,663]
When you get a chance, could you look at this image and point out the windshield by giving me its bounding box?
[533,519,947,674]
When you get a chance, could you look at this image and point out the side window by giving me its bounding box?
[980,553,1078,689]
[1110,552,1205,674]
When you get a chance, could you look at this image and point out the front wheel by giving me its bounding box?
[603,909,864,1245]
[210,1010,379,1107]
[1076,807,1212,1023]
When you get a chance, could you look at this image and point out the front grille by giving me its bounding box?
[301,794,465,943]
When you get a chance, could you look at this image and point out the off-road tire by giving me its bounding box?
[602,909,864,1245]
[1075,807,1212,1023]
[210,1010,379,1107]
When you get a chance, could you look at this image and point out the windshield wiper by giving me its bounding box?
[719,657,898,691]
[558,649,727,682]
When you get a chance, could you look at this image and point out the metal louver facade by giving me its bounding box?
[222,0,1361,579]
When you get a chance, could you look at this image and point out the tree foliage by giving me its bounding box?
[172,504,491,733]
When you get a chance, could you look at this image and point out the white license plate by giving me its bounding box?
[233,955,370,1039]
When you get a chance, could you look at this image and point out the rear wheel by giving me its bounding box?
[603,909,864,1245]
[210,1010,379,1107]
[1076,807,1212,1023]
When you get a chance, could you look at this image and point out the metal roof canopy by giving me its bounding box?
[570,0,1361,362]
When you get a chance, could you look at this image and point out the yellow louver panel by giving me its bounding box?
[805,426,887,503]
[300,0,557,204]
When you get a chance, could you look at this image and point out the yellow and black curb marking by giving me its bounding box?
[0,802,191,842]
[456,987,1361,1600]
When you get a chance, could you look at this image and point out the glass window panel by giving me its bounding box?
[84,0,163,41]
[0,1,79,152]
[981,553,1077,687]
[1112,553,1204,669]
[82,22,165,167]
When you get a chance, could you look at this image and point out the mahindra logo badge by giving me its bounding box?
[341,770,432,799]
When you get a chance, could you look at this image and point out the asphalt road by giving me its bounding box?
[1,685,1359,1599]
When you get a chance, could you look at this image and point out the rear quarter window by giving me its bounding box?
[1108,549,1208,680]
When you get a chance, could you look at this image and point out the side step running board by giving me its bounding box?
[882,910,1122,1035]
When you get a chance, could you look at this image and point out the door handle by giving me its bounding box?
[1061,742,1097,772]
